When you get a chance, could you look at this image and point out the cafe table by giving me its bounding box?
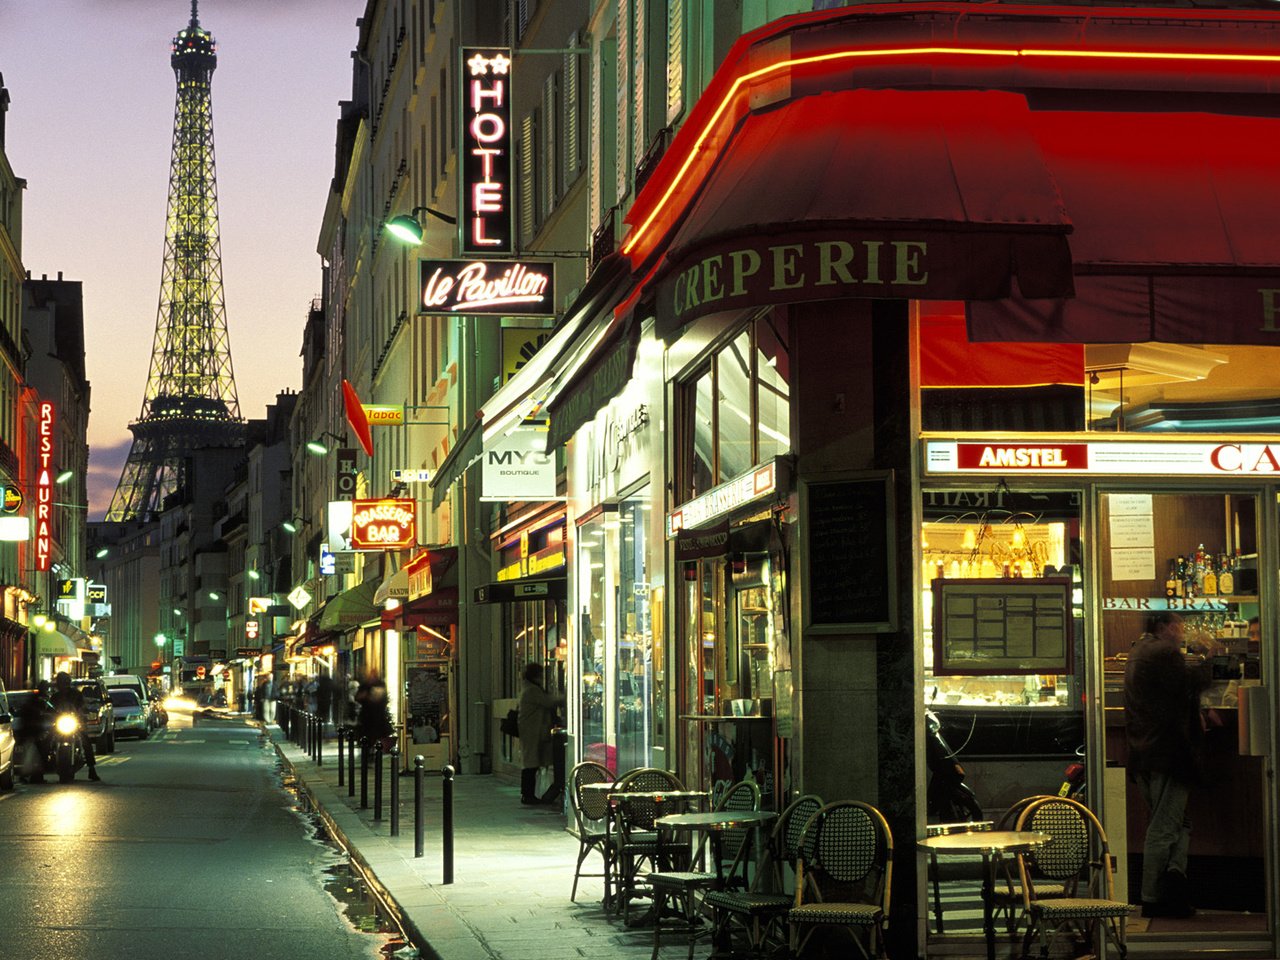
[918,829,1049,960]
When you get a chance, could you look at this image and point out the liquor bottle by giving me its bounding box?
[1193,545,1207,595]
[1203,556,1218,596]
[1175,556,1187,598]
[1165,562,1179,600]
[1219,553,1235,596]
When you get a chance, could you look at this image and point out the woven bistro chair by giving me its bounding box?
[647,780,761,960]
[612,767,687,920]
[569,760,613,903]
[1014,795,1133,959]
[788,800,894,960]
[989,795,1065,936]
[702,793,824,958]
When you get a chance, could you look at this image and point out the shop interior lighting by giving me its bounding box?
[385,205,458,245]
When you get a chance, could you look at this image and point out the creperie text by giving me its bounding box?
[36,401,54,571]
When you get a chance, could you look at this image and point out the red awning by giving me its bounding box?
[919,303,1083,387]
[968,110,1280,344]
[652,88,1075,336]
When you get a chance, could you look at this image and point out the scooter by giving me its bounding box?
[926,708,983,823]
[1058,744,1086,801]
[49,711,86,783]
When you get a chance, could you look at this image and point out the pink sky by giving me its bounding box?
[0,0,360,517]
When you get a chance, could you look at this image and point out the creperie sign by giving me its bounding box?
[35,402,54,571]
[460,48,512,255]
[926,440,1280,477]
[350,498,417,550]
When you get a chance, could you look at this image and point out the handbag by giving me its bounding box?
[500,708,520,738]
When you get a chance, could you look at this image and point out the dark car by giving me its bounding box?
[72,678,117,754]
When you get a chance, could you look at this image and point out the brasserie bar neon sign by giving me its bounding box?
[419,258,555,316]
[350,498,418,550]
[461,47,513,255]
[36,401,54,571]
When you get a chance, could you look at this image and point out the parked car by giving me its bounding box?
[108,688,149,740]
[0,679,14,791]
[72,677,116,754]
[103,675,152,730]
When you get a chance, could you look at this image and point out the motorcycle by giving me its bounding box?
[926,708,983,823]
[1058,744,1086,800]
[49,711,86,783]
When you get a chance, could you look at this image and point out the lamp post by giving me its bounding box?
[384,205,457,245]
[306,431,347,457]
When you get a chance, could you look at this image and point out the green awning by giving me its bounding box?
[317,579,379,632]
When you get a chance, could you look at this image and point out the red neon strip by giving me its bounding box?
[621,42,1280,264]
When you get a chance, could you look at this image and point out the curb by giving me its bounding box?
[267,730,451,960]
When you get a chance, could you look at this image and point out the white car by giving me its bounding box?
[108,688,149,740]
[0,680,14,791]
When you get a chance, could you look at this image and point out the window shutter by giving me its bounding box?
[542,73,558,217]
[564,32,583,185]
[589,42,603,229]
[615,0,631,204]
[519,112,537,245]
[632,0,646,175]
[666,0,684,124]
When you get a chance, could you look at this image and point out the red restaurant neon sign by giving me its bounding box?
[36,401,54,572]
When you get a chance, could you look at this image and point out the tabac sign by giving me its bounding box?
[418,259,554,316]
[460,47,513,255]
[350,498,418,550]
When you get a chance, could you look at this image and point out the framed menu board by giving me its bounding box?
[800,471,897,634]
[932,577,1073,675]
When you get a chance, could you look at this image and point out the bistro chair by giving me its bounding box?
[925,818,993,935]
[569,760,613,903]
[647,779,761,960]
[612,767,687,920]
[788,800,894,960]
[1014,795,1133,959]
[989,795,1063,936]
[703,793,824,958]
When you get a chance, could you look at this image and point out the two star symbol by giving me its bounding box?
[467,52,511,77]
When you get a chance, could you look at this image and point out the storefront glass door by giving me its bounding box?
[1099,489,1270,942]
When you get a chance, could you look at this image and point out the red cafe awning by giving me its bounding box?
[968,110,1280,345]
[650,88,1075,337]
[919,302,1083,388]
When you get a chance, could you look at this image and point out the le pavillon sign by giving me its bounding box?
[460,47,513,255]
[418,259,555,316]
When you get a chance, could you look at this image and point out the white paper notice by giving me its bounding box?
[1109,512,1154,547]
[1111,547,1155,581]
[1108,494,1153,516]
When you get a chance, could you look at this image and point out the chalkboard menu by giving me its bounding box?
[801,472,897,633]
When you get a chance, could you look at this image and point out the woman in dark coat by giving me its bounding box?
[518,662,563,804]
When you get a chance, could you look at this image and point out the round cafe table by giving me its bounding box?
[918,829,1049,960]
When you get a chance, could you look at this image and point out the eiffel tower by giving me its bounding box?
[107,0,243,521]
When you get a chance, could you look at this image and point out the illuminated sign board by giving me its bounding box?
[87,583,107,604]
[460,47,513,255]
[0,516,29,542]
[248,597,271,615]
[287,585,313,609]
[1,485,21,513]
[363,404,404,426]
[350,498,417,550]
[246,620,260,641]
[925,440,1280,477]
[335,448,358,500]
[320,543,336,576]
[667,462,778,537]
[482,427,557,501]
[391,469,434,484]
[418,259,554,316]
[36,401,54,571]
[57,578,82,601]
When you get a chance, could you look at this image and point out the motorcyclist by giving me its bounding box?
[49,672,99,781]
[15,680,52,783]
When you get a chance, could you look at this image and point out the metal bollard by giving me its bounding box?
[413,755,425,858]
[389,741,401,837]
[348,732,357,798]
[360,738,369,809]
[373,740,384,822]
[336,728,345,786]
[442,764,455,884]
[316,715,323,767]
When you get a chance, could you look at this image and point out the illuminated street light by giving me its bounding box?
[95,548,109,558]
[55,470,74,484]
[385,205,457,245]
[247,569,261,581]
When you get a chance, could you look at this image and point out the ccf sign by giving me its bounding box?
[482,427,557,501]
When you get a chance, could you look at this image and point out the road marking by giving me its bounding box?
[97,756,131,766]
[227,739,249,744]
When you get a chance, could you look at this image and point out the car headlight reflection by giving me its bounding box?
[55,714,80,736]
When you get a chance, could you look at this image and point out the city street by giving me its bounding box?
[0,715,397,960]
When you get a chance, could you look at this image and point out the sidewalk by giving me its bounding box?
[264,723,665,960]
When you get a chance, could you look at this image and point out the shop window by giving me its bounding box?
[718,330,753,481]
[690,366,715,497]
[578,513,607,765]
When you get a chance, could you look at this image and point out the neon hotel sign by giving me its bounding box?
[461,48,513,256]
[36,401,54,571]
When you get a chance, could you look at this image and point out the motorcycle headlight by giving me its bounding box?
[55,714,80,736]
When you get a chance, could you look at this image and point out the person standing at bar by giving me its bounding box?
[1124,611,1218,918]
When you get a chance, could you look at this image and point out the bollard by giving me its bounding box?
[373,740,384,822]
[336,728,345,786]
[316,715,323,767]
[389,741,401,837]
[413,755,425,858]
[348,732,357,798]
[360,738,369,809]
[442,764,455,884]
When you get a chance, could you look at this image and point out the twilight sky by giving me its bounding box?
[0,0,361,517]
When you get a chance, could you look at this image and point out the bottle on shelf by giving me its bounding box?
[1204,555,1218,596]
[1175,555,1188,598]
[1219,553,1235,596]
[1193,544,1207,595]
[1165,562,1179,600]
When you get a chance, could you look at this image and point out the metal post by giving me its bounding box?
[414,755,425,858]
[442,764,455,884]
[374,740,384,822]
[316,715,323,767]
[348,732,357,798]
[360,739,369,809]
[389,741,401,837]
[336,728,344,786]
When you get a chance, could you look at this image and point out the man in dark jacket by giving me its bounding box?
[49,671,99,781]
[1124,612,1215,918]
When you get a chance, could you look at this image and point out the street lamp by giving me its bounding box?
[247,569,261,581]
[95,548,109,559]
[55,470,74,484]
[385,205,457,245]
[306,431,346,456]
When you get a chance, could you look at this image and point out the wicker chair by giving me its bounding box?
[788,800,894,960]
[612,767,687,919]
[568,760,613,903]
[647,780,761,960]
[1014,795,1133,959]
[702,793,824,957]
[989,795,1064,936]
